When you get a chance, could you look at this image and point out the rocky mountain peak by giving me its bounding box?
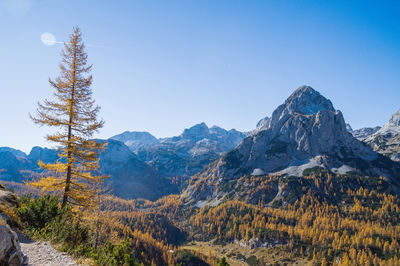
[0,147,26,158]
[265,86,337,134]
[256,116,269,129]
[181,122,210,140]
[389,109,400,126]
[112,131,158,142]
[28,146,58,164]
[284,85,335,115]
[184,85,400,201]
[110,131,159,153]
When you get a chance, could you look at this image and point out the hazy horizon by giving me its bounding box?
[1,0,399,153]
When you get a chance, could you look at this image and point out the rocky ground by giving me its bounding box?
[17,231,78,266]
[1,187,78,266]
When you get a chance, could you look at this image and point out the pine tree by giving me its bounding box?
[217,257,229,266]
[29,27,107,209]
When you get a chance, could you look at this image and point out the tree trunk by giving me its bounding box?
[61,40,77,209]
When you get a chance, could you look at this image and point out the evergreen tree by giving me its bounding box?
[30,27,106,209]
[217,257,229,266]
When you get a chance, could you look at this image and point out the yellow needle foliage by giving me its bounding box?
[29,27,107,209]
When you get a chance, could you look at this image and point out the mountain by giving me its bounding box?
[0,121,245,199]
[97,139,136,172]
[346,122,382,141]
[0,151,32,182]
[246,116,270,136]
[365,109,400,162]
[256,116,270,129]
[110,131,159,153]
[28,146,59,164]
[345,123,353,132]
[0,147,27,158]
[183,86,400,204]
[97,139,178,200]
[0,140,178,200]
[348,126,381,141]
[0,146,59,182]
[135,123,245,177]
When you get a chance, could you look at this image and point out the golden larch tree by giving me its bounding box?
[30,27,107,209]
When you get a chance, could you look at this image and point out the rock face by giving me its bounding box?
[0,218,23,266]
[365,109,400,162]
[247,116,270,136]
[110,131,159,153]
[0,190,18,208]
[28,146,58,164]
[349,126,381,141]
[256,116,270,130]
[0,188,23,266]
[136,123,245,177]
[183,86,400,203]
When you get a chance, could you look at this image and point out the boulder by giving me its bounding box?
[0,216,23,266]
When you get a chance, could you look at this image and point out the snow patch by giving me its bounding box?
[273,157,323,176]
[331,165,354,174]
[251,168,265,176]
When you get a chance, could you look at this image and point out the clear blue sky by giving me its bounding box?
[0,0,399,153]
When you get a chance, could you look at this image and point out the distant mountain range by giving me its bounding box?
[364,109,400,162]
[0,123,246,200]
[1,86,399,202]
[349,126,382,141]
[347,110,400,162]
[111,123,245,177]
[0,147,58,183]
[183,86,400,205]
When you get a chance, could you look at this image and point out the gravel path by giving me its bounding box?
[17,231,78,266]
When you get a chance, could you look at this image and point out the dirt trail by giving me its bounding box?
[17,231,78,266]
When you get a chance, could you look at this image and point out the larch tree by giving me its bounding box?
[30,27,107,209]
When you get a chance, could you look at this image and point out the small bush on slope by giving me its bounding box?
[93,239,140,266]
[17,194,61,229]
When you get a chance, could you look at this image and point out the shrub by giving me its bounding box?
[45,210,90,250]
[218,256,230,266]
[94,239,139,266]
[15,194,144,265]
[175,250,210,266]
[302,166,325,176]
[17,194,91,252]
[271,199,283,208]
[17,194,62,229]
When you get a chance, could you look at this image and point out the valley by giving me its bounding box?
[1,86,400,265]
